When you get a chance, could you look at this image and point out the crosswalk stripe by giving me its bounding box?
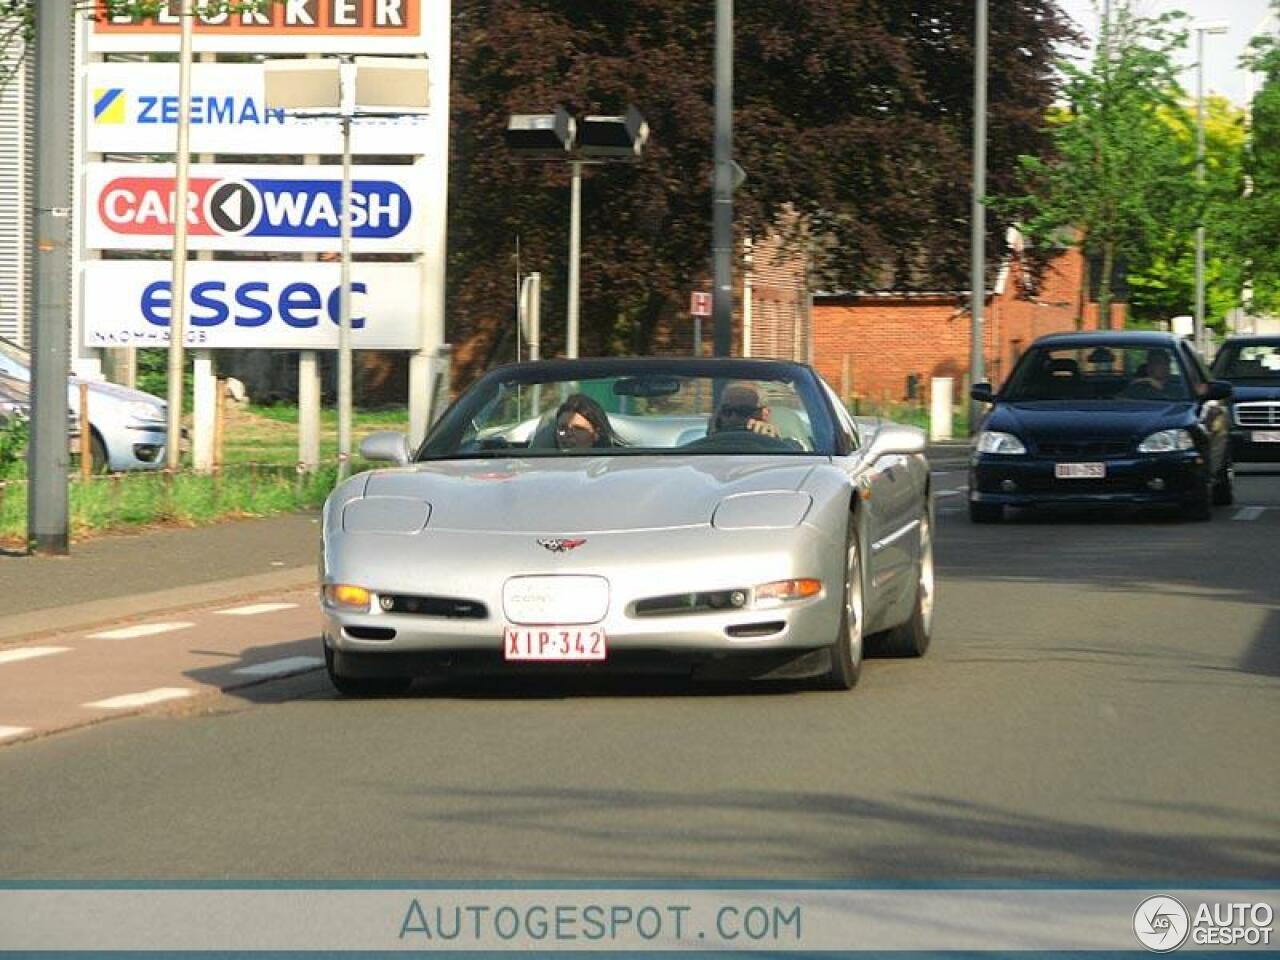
[1233,506,1267,521]
[214,602,299,617]
[0,726,31,742]
[86,623,194,640]
[231,656,324,678]
[83,688,194,710]
[0,646,71,667]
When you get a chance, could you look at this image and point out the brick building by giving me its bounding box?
[809,243,1123,406]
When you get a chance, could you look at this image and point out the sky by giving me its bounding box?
[1056,0,1276,104]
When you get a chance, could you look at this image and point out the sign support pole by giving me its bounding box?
[337,95,354,482]
[166,0,194,470]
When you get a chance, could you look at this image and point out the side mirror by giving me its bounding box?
[359,431,411,465]
[970,382,994,404]
[866,422,927,463]
[1203,380,1233,402]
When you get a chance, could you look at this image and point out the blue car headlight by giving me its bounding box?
[1138,428,1195,453]
[976,431,1027,455]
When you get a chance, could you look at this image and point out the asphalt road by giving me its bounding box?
[0,466,1277,880]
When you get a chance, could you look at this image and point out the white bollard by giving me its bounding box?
[930,377,954,442]
[192,350,217,471]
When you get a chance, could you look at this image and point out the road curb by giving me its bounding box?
[0,566,316,646]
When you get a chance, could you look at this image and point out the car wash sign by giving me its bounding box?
[87,0,429,54]
[85,163,427,254]
[86,63,427,155]
[82,261,422,350]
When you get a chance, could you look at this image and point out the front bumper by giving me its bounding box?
[117,424,167,470]
[969,450,1209,507]
[1229,428,1280,463]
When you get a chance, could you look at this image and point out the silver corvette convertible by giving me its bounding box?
[321,357,934,694]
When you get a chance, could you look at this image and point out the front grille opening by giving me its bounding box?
[345,626,396,641]
[726,621,786,638]
[633,589,749,618]
[1236,402,1280,427]
[380,594,488,619]
[1036,440,1130,458]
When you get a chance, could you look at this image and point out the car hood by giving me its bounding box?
[356,455,820,533]
[1228,383,1280,402]
[70,377,165,410]
[989,400,1192,442]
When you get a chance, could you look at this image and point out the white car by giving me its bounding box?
[0,337,168,471]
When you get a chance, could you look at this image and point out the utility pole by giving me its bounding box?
[166,0,194,470]
[968,0,988,433]
[28,0,74,554]
[711,0,733,357]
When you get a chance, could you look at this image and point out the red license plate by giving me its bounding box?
[503,626,608,662]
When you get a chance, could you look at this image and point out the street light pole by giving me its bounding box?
[337,93,354,481]
[166,0,194,471]
[712,0,734,357]
[567,160,583,358]
[968,0,988,433]
[1192,20,1230,358]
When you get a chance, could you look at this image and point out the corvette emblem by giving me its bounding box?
[537,537,587,553]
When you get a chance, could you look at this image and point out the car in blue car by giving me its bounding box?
[0,336,168,472]
[968,331,1233,522]
[1210,335,1280,464]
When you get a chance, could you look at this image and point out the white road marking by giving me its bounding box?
[231,656,324,678]
[0,646,71,667]
[0,726,31,742]
[1233,506,1267,521]
[86,622,194,640]
[934,490,964,499]
[84,688,194,710]
[214,602,299,617]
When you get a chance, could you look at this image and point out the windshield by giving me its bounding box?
[1212,342,1280,382]
[1002,344,1193,402]
[419,364,834,460]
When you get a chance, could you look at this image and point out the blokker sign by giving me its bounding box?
[85,163,427,254]
[85,63,428,155]
[87,0,429,53]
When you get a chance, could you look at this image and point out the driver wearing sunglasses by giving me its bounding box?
[710,382,781,438]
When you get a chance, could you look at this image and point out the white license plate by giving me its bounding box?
[503,626,607,662]
[1055,462,1106,479]
[1252,431,1280,443]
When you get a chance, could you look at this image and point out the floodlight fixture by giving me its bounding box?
[504,106,577,157]
[578,105,650,159]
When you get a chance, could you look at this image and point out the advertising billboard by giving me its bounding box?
[86,0,431,54]
[85,162,429,254]
[82,261,423,350]
[85,63,429,155]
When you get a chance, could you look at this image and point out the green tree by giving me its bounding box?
[1240,3,1280,318]
[1002,1,1190,328]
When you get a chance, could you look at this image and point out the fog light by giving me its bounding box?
[730,590,748,608]
[1001,479,1018,492]
[325,584,372,612]
[132,443,161,463]
[1147,478,1166,491]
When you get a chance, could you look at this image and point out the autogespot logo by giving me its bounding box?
[1134,896,1191,952]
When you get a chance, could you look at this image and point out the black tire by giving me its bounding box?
[1182,476,1213,522]
[820,514,864,690]
[89,432,110,473]
[324,643,412,697]
[880,512,935,658]
[1212,458,1234,506]
[969,501,1003,523]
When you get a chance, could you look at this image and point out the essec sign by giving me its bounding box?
[85,163,427,254]
[86,63,428,156]
[82,261,422,350]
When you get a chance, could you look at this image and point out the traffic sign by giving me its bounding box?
[85,63,430,156]
[81,261,423,351]
[690,291,712,317]
[87,0,431,54]
[84,162,429,253]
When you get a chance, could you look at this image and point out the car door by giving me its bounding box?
[1181,343,1229,470]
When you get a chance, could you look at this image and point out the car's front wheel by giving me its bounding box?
[324,643,412,697]
[821,515,864,690]
[880,511,934,658]
[969,500,1003,523]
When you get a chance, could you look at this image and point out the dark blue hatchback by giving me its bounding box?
[968,331,1234,522]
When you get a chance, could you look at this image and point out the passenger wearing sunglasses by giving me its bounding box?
[710,382,782,438]
[554,393,618,450]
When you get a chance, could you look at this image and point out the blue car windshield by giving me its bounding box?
[1002,345,1193,402]
[420,364,835,459]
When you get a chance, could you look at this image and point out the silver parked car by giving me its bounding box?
[321,357,935,695]
[0,337,168,471]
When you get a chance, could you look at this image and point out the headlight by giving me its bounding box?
[124,400,166,423]
[976,431,1027,455]
[324,584,372,612]
[1138,428,1195,453]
